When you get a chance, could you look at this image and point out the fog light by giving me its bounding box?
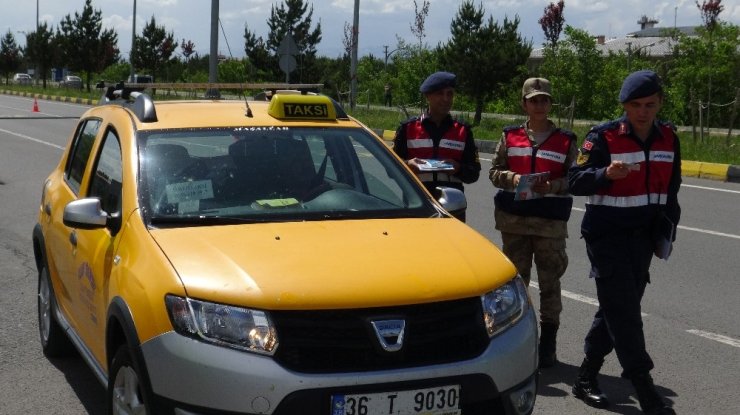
[508,377,537,415]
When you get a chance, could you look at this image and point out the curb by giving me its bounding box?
[373,129,739,183]
[2,89,96,106]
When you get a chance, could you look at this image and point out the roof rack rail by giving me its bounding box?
[96,81,158,123]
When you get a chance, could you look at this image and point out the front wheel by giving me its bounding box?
[108,345,150,415]
[37,265,72,357]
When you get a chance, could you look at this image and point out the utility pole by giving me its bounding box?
[206,0,220,98]
[349,0,359,110]
[130,0,136,82]
[35,0,39,83]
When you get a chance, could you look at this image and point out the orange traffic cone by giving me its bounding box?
[32,98,39,112]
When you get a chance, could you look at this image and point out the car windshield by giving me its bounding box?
[138,127,438,225]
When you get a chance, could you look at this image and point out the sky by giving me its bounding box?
[2,0,739,60]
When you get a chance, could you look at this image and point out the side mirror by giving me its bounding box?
[63,198,120,234]
[433,186,467,218]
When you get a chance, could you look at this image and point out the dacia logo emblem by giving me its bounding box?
[370,319,406,352]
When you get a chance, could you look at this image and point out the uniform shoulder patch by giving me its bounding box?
[576,135,597,166]
[576,149,590,166]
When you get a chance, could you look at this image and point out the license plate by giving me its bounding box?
[330,385,461,415]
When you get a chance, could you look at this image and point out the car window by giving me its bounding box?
[88,129,123,215]
[65,119,102,194]
[139,127,434,223]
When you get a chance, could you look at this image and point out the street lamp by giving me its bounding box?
[626,41,656,71]
[383,46,399,70]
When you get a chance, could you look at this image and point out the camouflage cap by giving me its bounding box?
[522,78,552,99]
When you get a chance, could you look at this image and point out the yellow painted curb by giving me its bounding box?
[382,129,395,140]
[682,160,729,180]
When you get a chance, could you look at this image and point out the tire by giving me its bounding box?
[37,265,73,357]
[108,345,151,415]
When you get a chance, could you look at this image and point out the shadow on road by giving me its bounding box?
[48,352,106,414]
[537,360,677,414]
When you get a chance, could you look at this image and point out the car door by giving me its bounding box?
[71,127,124,363]
[44,119,101,328]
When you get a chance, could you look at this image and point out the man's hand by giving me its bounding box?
[441,158,460,173]
[406,158,426,174]
[532,180,552,194]
[606,161,633,180]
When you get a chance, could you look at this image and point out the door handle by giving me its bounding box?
[69,230,77,247]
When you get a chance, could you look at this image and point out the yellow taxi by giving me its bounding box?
[33,86,538,415]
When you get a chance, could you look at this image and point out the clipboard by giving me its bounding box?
[653,211,676,260]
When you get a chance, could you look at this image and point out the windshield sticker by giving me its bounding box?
[178,199,200,214]
[233,126,290,132]
[165,180,214,203]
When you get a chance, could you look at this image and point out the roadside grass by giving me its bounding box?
[347,106,740,165]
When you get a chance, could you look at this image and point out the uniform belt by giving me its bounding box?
[501,189,571,199]
[418,172,462,183]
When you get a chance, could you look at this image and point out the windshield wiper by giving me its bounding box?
[149,215,275,226]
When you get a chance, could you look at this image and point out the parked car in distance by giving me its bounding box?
[13,73,32,85]
[128,74,153,84]
[59,75,82,89]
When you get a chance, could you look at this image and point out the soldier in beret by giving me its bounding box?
[393,71,481,221]
[568,70,680,415]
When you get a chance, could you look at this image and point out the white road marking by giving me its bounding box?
[682,184,740,194]
[686,330,740,348]
[571,209,740,239]
[0,127,65,150]
[531,283,739,349]
[676,226,740,240]
[530,281,647,316]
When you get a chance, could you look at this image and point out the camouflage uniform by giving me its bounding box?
[489,122,577,326]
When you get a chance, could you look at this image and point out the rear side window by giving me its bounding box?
[88,129,123,215]
[65,119,101,194]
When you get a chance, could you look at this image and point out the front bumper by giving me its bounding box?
[142,306,538,415]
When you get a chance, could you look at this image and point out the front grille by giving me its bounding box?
[271,297,489,373]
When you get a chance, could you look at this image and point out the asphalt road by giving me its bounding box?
[1,95,738,414]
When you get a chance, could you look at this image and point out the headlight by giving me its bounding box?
[481,276,529,337]
[165,295,278,355]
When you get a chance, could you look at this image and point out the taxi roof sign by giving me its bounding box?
[268,94,338,120]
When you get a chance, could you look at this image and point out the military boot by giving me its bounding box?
[572,357,610,408]
[631,373,676,415]
[538,322,558,368]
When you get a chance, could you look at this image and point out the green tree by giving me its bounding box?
[264,0,322,82]
[354,54,386,105]
[393,44,441,111]
[244,24,274,82]
[665,22,739,129]
[218,59,248,83]
[98,61,131,83]
[24,23,56,87]
[132,16,178,81]
[0,31,22,84]
[539,26,603,119]
[441,2,531,124]
[57,0,115,91]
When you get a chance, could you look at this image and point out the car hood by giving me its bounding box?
[150,218,516,310]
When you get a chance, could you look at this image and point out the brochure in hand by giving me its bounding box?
[513,172,550,201]
[417,159,455,172]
